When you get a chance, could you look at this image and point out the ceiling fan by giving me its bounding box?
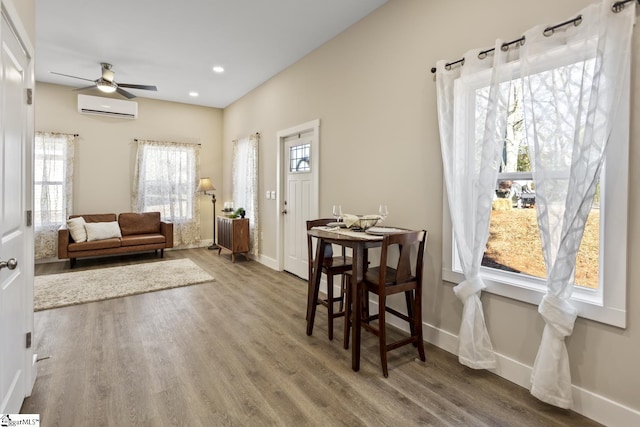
[50,63,157,99]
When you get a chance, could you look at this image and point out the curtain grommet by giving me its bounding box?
[612,1,626,13]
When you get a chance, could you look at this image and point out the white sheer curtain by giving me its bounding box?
[436,0,634,408]
[34,132,75,259]
[520,1,635,408]
[232,134,260,256]
[132,139,201,247]
[435,42,514,369]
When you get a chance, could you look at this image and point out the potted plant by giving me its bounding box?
[229,207,246,218]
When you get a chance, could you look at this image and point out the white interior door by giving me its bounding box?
[283,133,313,278]
[1,9,34,413]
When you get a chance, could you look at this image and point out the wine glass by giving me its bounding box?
[378,204,389,223]
[332,205,343,222]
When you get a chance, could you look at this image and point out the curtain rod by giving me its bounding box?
[430,0,638,74]
[37,132,79,137]
[232,132,261,143]
[133,138,202,146]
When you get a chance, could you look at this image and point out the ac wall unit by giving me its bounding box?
[77,94,138,119]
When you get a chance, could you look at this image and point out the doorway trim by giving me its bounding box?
[276,119,320,271]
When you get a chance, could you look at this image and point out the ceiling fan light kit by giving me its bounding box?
[51,62,157,99]
[96,79,117,93]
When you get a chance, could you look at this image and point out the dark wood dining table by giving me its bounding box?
[306,226,385,371]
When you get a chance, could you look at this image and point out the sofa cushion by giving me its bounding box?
[85,221,122,241]
[67,217,87,243]
[68,237,121,252]
[118,212,161,236]
[71,213,117,223]
[120,234,166,247]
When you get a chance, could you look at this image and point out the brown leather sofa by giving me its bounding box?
[58,212,173,268]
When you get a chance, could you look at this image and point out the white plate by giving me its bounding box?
[365,227,404,235]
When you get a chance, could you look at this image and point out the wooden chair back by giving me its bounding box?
[374,230,427,293]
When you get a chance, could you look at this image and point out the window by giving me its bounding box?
[34,132,75,259]
[482,82,600,291]
[289,143,310,172]
[442,45,629,327]
[232,134,260,256]
[132,140,200,247]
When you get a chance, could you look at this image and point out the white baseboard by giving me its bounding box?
[421,321,640,427]
[254,254,279,270]
[571,384,640,427]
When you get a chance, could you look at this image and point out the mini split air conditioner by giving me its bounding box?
[77,94,138,119]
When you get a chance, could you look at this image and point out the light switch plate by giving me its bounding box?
[270,191,276,199]
[265,191,271,199]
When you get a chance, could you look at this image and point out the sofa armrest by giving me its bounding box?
[161,221,174,248]
[58,225,70,259]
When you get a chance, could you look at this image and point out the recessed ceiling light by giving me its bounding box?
[212,66,224,73]
[189,92,199,97]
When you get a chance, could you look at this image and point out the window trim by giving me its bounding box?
[441,40,628,329]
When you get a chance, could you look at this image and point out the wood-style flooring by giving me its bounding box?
[23,249,601,426]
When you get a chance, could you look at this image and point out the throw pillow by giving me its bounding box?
[67,217,87,243]
[85,221,122,241]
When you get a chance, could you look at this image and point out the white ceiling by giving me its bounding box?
[35,0,387,108]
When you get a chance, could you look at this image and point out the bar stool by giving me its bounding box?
[346,230,428,377]
[306,219,353,340]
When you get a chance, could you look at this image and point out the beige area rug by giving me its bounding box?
[34,258,214,311]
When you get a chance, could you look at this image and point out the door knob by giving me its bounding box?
[0,258,18,270]
[281,209,288,214]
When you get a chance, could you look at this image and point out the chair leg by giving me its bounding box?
[414,287,426,362]
[327,275,335,340]
[405,290,416,346]
[378,293,388,378]
[338,274,346,312]
[343,275,351,350]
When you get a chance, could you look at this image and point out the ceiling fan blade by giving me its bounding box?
[116,87,136,99]
[50,71,95,82]
[118,83,157,91]
[73,85,98,91]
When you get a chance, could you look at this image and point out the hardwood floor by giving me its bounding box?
[23,249,601,426]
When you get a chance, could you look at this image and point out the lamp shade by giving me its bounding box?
[197,177,216,193]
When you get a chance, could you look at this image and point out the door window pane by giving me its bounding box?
[289,143,310,172]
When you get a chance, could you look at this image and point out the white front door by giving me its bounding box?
[277,119,320,279]
[283,134,313,278]
[0,9,34,413]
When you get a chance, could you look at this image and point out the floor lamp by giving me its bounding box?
[197,177,217,250]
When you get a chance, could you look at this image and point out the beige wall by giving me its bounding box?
[35,82,224,244]
[222,0,640,418]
